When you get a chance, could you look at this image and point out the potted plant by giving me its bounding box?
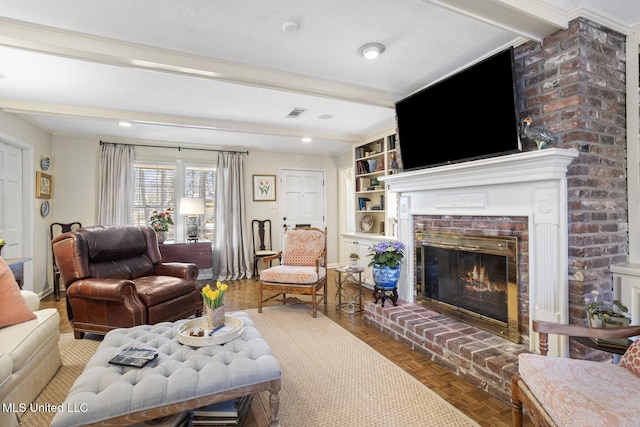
[202,281,228,330]
[585,290,631,327]
[149,208,174,243]
[368,241,405,289]
[348,252,359,268]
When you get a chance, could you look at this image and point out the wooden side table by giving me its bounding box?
[335,267,364,313]
[6,257,32,289]
[158,242,212,270]
[573,335,630,364]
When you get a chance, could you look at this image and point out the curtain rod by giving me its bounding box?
[99,140,249,155]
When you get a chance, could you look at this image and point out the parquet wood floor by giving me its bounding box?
[41,269,530,427]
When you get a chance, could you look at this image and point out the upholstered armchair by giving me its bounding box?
[258,227,327,317]
[52,225,202,338]
[512,320,640,426]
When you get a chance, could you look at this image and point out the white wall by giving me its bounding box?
[0,110,51,294]
[50,137,349,269]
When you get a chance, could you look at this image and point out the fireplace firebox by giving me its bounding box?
[420,234,519,342]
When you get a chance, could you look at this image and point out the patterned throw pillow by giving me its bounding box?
[0,257,37,328]
[281,229,325,266]
[620,339,640,377]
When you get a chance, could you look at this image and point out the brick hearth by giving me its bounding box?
[364,301,529,403]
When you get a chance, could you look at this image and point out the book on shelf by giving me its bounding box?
[358,197,370,211]
[191,394,253,426]
[108,347,158,368]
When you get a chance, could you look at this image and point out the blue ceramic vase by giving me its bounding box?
[372,264,400,289]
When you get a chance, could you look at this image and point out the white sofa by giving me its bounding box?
[0,290,61,427]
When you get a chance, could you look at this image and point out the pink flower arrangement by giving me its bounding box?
[149,208,174,232]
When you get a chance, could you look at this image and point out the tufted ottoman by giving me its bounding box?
[51,312,281,426]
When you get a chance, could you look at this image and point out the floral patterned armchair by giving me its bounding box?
[512,320,640,426]
[258,227,327,317]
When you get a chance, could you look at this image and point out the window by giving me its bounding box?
[133,163,176,239]
[184,166,216,241]
[133,162,216,242]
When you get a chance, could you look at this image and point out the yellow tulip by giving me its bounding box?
[201,282,227,309]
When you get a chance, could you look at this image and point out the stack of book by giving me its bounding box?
[191,394,253,426]
[130,411,191,426]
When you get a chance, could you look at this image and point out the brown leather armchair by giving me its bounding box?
[52,225,202,338]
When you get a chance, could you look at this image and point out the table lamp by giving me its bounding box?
[179,197,205,240]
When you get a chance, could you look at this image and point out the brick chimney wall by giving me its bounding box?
[364,18,630,403]
[515,18,628,357]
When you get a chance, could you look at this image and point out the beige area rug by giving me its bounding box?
[20,307,478,427]
[246,305,478,427]
[20,334,101,427]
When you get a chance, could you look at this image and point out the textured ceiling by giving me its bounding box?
[0,0,637,155]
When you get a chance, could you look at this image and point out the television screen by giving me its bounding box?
[395,48,521,171]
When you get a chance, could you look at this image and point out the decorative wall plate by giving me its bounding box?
[41,157,50,170]
[40,200,50,217]
[360,214,374,232]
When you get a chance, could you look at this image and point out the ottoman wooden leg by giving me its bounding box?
[269,378,281,426]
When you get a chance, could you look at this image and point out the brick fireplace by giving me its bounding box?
[365,148,577,401]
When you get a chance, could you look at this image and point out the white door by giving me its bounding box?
[0,141,23,258]
[279,169,325,233]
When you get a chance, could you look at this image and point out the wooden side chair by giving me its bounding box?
[50,221,82,301]
[251,219,278,279]
[512,320,640,427]
[258,226,327,317]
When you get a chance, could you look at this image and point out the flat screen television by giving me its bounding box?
[395,47,521,171]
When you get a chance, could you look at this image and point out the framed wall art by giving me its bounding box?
[36,171,52,199]
[253,175,276,201]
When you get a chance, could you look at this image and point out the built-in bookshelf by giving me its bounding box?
[343,130,398,286]
[353,131,398,237]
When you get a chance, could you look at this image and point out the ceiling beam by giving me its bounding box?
[0,99,362,142]
[0,18,396,109]
[425,0,568,41]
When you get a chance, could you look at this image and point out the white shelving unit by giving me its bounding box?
[342,129,399,287]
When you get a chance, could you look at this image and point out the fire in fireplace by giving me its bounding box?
[420,233,520,343]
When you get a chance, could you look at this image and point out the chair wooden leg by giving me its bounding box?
[53,270,60,301]
[311,287,317,318]
[258,283,263,313]
[511,375,524,427]
[323,280,327,306]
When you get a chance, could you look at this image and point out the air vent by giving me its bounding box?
[286,107,308,118]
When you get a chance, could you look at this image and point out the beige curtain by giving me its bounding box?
[213,152,252,280]
[98,143,134,225]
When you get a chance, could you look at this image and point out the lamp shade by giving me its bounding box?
[179,197,205,215]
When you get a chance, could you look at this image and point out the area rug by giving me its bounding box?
[246,305,478,426]
[21,307,478,426]
[20,334,101,427]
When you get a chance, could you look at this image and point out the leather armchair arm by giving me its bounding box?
[154,262,198,280]
[66,278,138,302]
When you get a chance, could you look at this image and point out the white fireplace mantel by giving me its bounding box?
[381,148,579,356]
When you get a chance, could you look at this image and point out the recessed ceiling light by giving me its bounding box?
[318,114,332,120]
[359,43,385,59]
[302,137,312,143]
[118,121,132,127]
[282,22,299,33]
